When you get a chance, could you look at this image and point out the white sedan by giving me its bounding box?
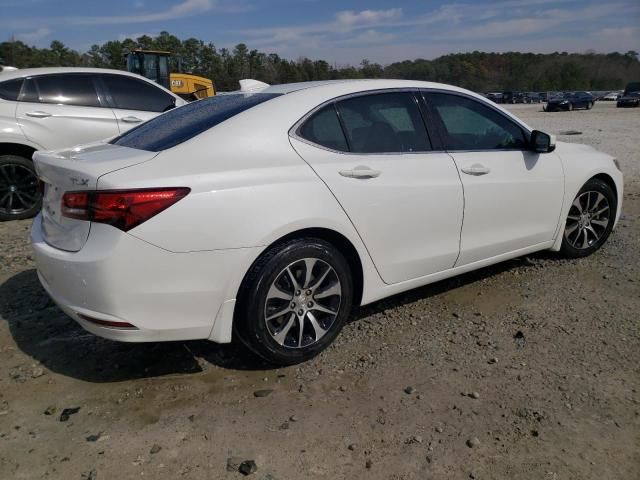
[31,79,623,365]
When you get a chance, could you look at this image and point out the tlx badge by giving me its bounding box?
[70,177,89,186]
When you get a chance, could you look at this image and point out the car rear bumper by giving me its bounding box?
[31,214,259,343]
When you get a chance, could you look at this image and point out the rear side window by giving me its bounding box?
[35,74,100,107]
[112,93,282,152]
[102,74,175,112]
[298,104,348,152]
[0,79,23,101]
[426,92,527,151]
[336,92,431,153]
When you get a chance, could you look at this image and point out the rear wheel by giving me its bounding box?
[560,178,616,258]
[0,155,42,221]
[234,238,354,365]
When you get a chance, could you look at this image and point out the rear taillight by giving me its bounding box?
[61,188,190,231]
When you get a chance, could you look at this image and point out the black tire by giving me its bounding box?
[0,154,42,221]
[234,238,354,365]
[560,178,616,258]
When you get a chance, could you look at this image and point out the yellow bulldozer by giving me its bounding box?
[125,50,215,101]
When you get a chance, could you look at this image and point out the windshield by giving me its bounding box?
[111,93,282,152]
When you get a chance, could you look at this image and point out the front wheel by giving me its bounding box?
[0,155,42,221]
[234,238,354,365]
[560,178,616,258]
[568,103,574,111]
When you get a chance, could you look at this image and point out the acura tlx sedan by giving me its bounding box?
[31,79,623,365]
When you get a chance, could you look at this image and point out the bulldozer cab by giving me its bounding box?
[125,50,214,100]
[126,50,173,90]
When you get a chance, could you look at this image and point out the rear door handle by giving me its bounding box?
[25,111,52,118]
[461,164,491,176]
[120,116,143,123]
[339,166,382,179]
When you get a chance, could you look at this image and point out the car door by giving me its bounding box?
[15,73,119,150]
[290,91,464,285]
[423,91,564,267]
[99,74,177,133]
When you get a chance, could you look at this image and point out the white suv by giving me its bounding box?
[0,67,186,220]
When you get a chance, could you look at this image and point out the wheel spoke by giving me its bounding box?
[572,196,584,213]
[286,267,301,292]
[591,218,608,228]
[311,303,338,315]
[314,281,341,299]
[266,305,291,322]
[307,311,327,341]
[303,258,316,289]
[590,193,605,212]
[297,315,305,347]
[593,206,609,216]
[267,283,293,302]
[581,228,590,248]
[565,222,579,236]
[309,266,331,291]
[272,313,296,346]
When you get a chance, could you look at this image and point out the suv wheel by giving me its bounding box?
[234,238,354,365]
[0,155,42,221]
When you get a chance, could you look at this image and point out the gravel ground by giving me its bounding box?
[0,102,638,480]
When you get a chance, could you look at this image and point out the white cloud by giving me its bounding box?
[67,0,215,26]
[15,27,51,43]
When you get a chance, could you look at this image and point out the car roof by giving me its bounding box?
[0,66,182,100]
[0,66,163,82]
[261,78,478,96]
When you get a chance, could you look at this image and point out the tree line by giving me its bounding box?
[1,31,638,92]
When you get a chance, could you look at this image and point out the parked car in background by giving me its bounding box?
[31,79,623,365]
[0,67,186,220]
[616,91,640,108]
[624,82,640,95]
[601,91,622,101]
[486,92,503,103]
[544,91,594,112]
[523,92,541,103]
[502,91,525,104]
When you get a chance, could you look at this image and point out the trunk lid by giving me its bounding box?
[33,143,158,252]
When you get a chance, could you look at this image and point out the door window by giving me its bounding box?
[34,74,100,107]
[0,79,23,101]
[336,92,431,153]
[102,74,175,112]
[298,104,349,152]
[426,92,527,151]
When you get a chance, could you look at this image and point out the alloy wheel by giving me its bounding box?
[564,190,611,249]
[264,257,342,349]
[0,163,41,216]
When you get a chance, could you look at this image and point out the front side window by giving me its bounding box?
[102,74,174,112]
[426,92,527,151]
[0,79,23,101]
[34,74,100,107]
[112,92,282,152]
[298,104,348,152]
[336,92,431,153]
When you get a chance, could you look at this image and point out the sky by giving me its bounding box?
[1,0,639,65]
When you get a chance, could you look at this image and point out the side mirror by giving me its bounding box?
[531,130,556,153]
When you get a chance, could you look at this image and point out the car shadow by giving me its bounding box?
[0,254,558,383]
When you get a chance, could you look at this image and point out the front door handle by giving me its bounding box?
[461,164,491,176]
[120,116,143,123]
[25,111,52,118]
[339,166,382,179]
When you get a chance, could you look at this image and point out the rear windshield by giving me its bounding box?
[111,92,282,152]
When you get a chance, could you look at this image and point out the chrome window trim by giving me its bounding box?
[289,88,437,156]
